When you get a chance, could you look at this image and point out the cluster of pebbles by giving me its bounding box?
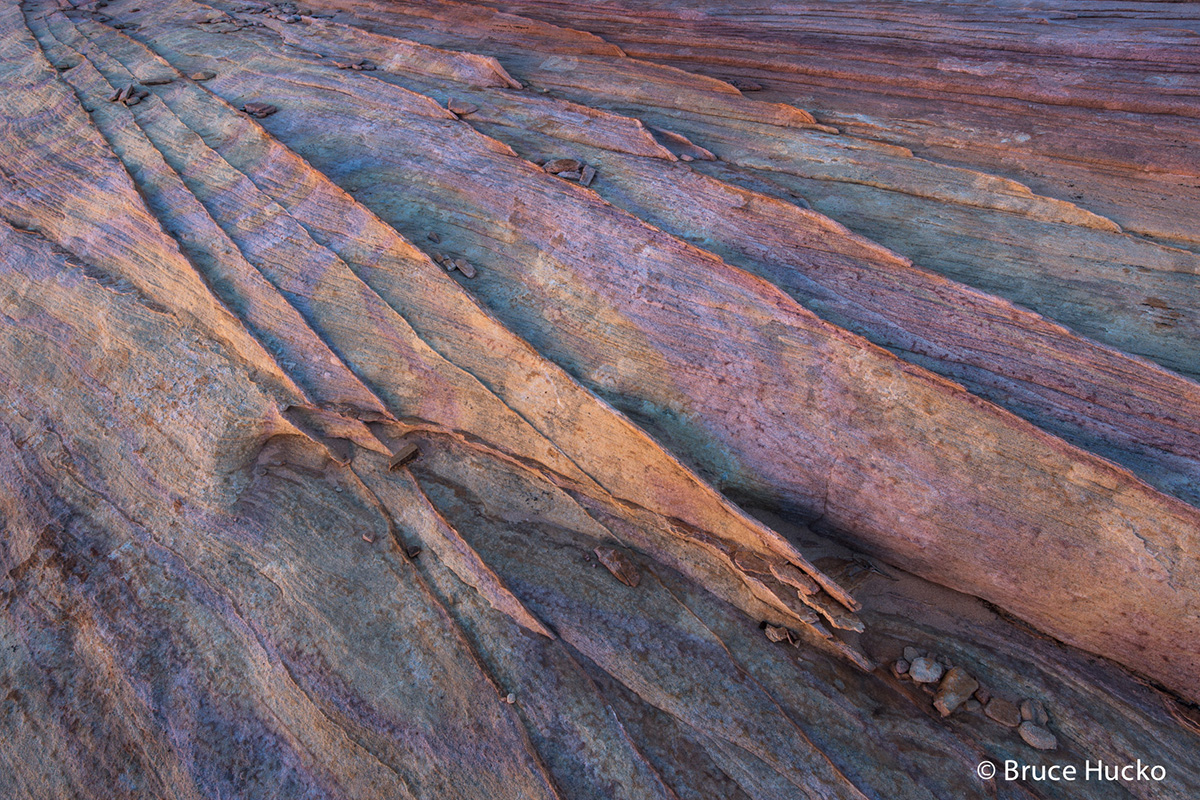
[892,647,1058,750]
[334,58,376,72]
[107,84,150,106]
[541,158,597,188]
[426,233,478,278]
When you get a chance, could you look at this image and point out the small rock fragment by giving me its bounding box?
[908,656,944,684]
[680,153,694,162]
[427,231,440,243]
[405,545,422,560]
[730,77,763,91]
[388,442,420,470]
[1018,721,1058,751]
[902,646,922,663]
[142,77,174,85]
[556,170,582,181]
[542,158,581,174]
[242,101,278,118]
[190,70,217,81]
[580,164,596,187]
[453,259,476,278]
[594,546,641,587]
[447,99,478,116]
[125,96,141,106]
[764,625,788,643]
[933,667,980,717]
[984,698,1021,727]
[1021,698,1049,725]
[890,659,909,678]
[361,533,375,543]
[505,693,516,704]
[964,698,982,713]
[974,686,991,705]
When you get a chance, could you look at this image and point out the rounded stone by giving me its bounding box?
[1018,721,1057,751]
[985,698,1022,728]
[908,656,944,684]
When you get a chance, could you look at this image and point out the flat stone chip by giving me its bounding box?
[556,170,582,181]
[243,102,278,118]
[190,70,217,81]
[594,546,641,587]
[388,442,420,470]
[764,625,789,643]
[142,77,174,85]
[447,99,478,116]
[542,158,582,174]
[580,165,596,186]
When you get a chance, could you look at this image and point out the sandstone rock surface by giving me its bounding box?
[2,0,1198,798]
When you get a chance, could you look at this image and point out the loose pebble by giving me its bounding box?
[542,158,582,174]
[242,101,278,118]
[908,656,943,684]
[580,164,596,187]
[964,698,982,712]
[405,546,422,560]
[556,170,582,181]
[984,698,1021,727]
[902,646,922,663]
[974,686,991,705]
[933,667,979,717]
[427,231,441,243]
[680,153,694,162]
[505,693,516,704]
[890,658,909,678]
[190,70,217,81]
[142,77,174,85]
[454,259,477,278]
[1018,721,1058,751]
[1021,698,1049,725]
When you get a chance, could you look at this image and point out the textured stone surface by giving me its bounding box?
[2,0,1199,798]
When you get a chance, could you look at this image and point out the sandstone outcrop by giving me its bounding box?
[2,1,1197,797]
